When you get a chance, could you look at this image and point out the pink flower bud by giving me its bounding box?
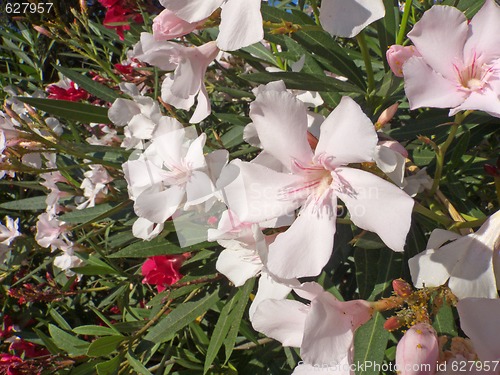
[153,9,200,41]
[386,45,421,77]
[396,323,439,375]
[384,316,404,331]
[393,278,413,298]
[376,103,399,127]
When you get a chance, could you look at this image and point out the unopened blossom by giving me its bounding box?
[223,81,414,278]
[409,210,500,299]
[159,0,263,51]
[131,33,219,123]
[374,140,408,186]
[395,323,439,375]
[319,0,385,38]
[252,282,373,366]
[386,45,421,77]
[401,0,500,117]
[153,9,200,40]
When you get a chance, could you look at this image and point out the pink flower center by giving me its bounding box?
[454,53,493,92]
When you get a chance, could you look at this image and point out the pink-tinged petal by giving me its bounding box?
[149,128,186,168]
[205,149,229,183]
[135,185,185,223]
[403,57,467,111]
[122,159,169,199]
[108,99,140,126]
[185,171,215,207]
[267,196,337,279]
[133,33,180,71]
[127,113,157,140]
[220,160,304,223]
[159,0,224,23]
[315,97,377,167]
[216,248,262,287]
[334,167,413,252]
[463,0,500,64]
[132,217,163,240]
[301,294,371,365]
[252,299,309,347]
[409,248,464,289]
[426,229,461,250]
[153,9,199,41]
[250,85,314,169]
[409,236,498,299]
[319,0,385,38]
[185,133,207,170]
[457,298,500,362]
[449,87,500,118]
[408,5,468,79]
[217,0,263,51]
[249,270,296,319]
[189,84,211,123]
[161,74,196,110]
[374,145,405,186]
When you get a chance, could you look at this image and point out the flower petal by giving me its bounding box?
[159,0,224,22]
[408,4,468,79]
[250,83,314,169]
[267,196,337,279]
[449,86,500,118]
[217,0,263,51]
[252,299,309,348]
[220,160,304,223]
[216,248,262,287]
[249,270,296,319]
[319,0,385,38]
[135,185,185,223]
[403,57,467,111]
[316,97,377,167]
[334,168,413,252]
[463,0,500,64]
[457,298,500,362]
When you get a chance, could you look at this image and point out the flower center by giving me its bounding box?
[454,53,493,92]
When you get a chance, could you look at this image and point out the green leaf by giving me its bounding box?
[16,97,111,124]
[144,291,220,344]
[126,350,154,375]
[59,202,127,224]
[354,312,389,375]
[87,335,125,357]
[33,328,61,355]
[109,237,216,258]
[354,249,380,300]
[224,279,254,362]
[242,72,364,94]
[73,325,118,336]
[0,196,47,211]
[49,324,89,356]
[433,304,457,337]
[53,65,121,103]
[96,356,121,375]
[204,293,240,373]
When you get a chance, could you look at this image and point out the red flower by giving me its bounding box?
[114,63,134,75]
[9,339,50,358]
[0,354,23,375]
[47,82,89,102]
[141,254,190,292]
[102,5,143,40]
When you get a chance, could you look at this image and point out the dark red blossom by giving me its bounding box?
[46,82,89,102]
[100,1,143,41]
[141,254,190,292]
